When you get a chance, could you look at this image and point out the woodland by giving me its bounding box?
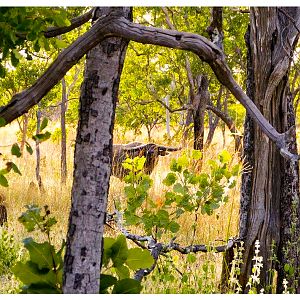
[0,6,300,294]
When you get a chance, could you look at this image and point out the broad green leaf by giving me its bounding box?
[0,117,6,127]
[12,261,56,286]
[11,51,19,67]
[25,142,33,155]
[18,205,43,232]
[284,263,295,275]
[23,238,56,270]
[126,248,154,270]
[135,156,146,171]
[55,38,68,49]
[218,149,231,164]
[53,14,71,27]
[0,65,6,78]
[177,155,189,168]
[163,172,177,186]
[53,240,65,270]
[100,274,118,293]
[173,183,185,194]
[170,159,182,172]
[232,164,241,176]
[112,278,142,294]
[115,265,130,280]
[11,143,21,157]
[111,235,128,267]
[124,186,136,199]
[21,283,60,294]
[104,237,116,250]
[102,237,116,267]
[198,173,209,189]
[11,162,22,175]
[40,117,48,131]
[192,150,202,160]
[0,174,8,187]
[32,131,51,142]
[12,49,23,59]
[156,209,169,227]
[168,221,180,233]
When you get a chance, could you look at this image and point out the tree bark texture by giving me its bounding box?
[63,7,131,294]
[61,78,68,185]
[239,7,300,292]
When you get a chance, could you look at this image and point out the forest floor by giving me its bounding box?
[0,122,241,293]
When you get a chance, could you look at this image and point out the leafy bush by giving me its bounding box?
[0,228,22,276]
[121,150,240,239]
[12,205,153,294]
[12,205,64,294]
[100,235,154,293]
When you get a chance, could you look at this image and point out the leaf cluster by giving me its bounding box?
[100,234,154,294]
[13,205,64,294]
[0,7,75,77]
[121,150,240,240]
[0,117,50,187]
[0,228,22,276]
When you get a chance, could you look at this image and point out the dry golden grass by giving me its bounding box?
[0,121,241,293]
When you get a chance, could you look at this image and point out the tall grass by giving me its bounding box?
[0,121,240,293]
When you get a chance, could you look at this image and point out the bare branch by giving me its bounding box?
[156,98,187,113]
[48,97,78,109]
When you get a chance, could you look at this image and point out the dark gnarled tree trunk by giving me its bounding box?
[63,7,132,293]
[239,7,300,293]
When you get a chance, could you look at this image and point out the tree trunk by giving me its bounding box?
[193,75,209,151]
[63,7,131,294]
[20,113,29,155]
[61,77,67,185]
[222,95,228,148]
[239,7,300,293]
[165,95,171,139]
[35,103,45,193]
[205,87,223,149]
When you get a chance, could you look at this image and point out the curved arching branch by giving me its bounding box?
[0,9,299,160]
[44,8,94,38]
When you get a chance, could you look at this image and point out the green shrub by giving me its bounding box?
[0,228,22,276]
